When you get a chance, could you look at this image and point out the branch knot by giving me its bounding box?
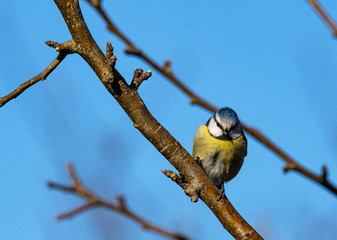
[125,45,141,56]
[322,165,328,182]
[161,169,201,202]
[163,60,172,74]
[45,40,76,54]
[129,68,152,90]
[48,163,190,239]
[106,41,117,68]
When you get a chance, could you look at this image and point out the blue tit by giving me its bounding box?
[193,107,247,194]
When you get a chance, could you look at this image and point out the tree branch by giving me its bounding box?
[48,163,190,240]
[52,0,263,238]
[130,68,152,90]
[84,0,337,197]
[306,0,337,37]
[0,49,67,108]
[84,0,215,111]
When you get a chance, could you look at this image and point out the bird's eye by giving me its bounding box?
[229,121,239,131]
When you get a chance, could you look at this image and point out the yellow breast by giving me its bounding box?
[193,125,247,184]
[193,125,246,158]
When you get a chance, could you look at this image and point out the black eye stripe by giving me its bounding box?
[213,116,226,132]
[213,116,239,132]
[229,121,238,131]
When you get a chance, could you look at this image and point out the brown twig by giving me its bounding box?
[48,163,190,240]
[106,41,117,68]
[0,46,68,108]
[52,0,262,238]
[161,170,186,186]
[84,0,337,197]
[84,0,216,112]
[306,0,337,37]
[130,68,152,90]
[161,170,200,203]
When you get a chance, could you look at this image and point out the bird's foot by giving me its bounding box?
[194,156,201,165]
[217,186,226,201]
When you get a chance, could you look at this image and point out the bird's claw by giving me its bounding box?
[216,186,225,201]
[194,156,201,165]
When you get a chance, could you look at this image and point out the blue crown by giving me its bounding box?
[216,107,238,122]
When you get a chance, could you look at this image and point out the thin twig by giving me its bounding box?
[130,68,152,90]
[0,51,67,108]
[48,163,191,240]
[84,0,215,111]
[85,0,337,197]
[306,0,337,37]
[161,170,200,203]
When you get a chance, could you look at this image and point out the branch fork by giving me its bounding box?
[0,41,70,108]
[48,163,191,240]
[321,165,328,182]
[125,45,141,56]
[161,169,201,203]
[49,0,264,238]
[86,0,101,8]
[163,60,172,74]
[129,68,152,90]
[83,0,337,197]
[45,40,76,54]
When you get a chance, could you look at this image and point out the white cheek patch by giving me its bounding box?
[208,117,223,138]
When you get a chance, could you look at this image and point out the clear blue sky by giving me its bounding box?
[1,1,337,239]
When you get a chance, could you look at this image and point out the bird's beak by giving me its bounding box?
[224,130,232,140]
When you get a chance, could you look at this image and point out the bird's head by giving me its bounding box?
[206,107,243,140]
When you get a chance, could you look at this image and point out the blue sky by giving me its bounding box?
[1,1,337,239]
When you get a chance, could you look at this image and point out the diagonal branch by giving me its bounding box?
[0,50,67,108]
[52,0,263,238]
[84,0,215,111]
[306,0,337,37]
[84,0,337,197]
[48,163,190,240]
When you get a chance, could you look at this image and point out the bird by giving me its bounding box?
[193,107,247,197]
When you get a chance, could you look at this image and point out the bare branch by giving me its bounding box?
[84,0,218,112]
[45,40,76,53]
[57,202,95,220]
[49,163,191,240]
[86,0,101,8]
[322,165,328,181]
[52,0,262,238]
[47,182,76,192]
[125,45,141,56]
[161,169,186,186]
[306,0,337,37]
[130,68,152,90]
[84,0,337,197]
[163,60,172,74]
[161,170,200,202]
[0,40,77,109]
[283,163,297,173]
[106,41,117,68]
[0,51,67,108]
[251,127,337,195]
